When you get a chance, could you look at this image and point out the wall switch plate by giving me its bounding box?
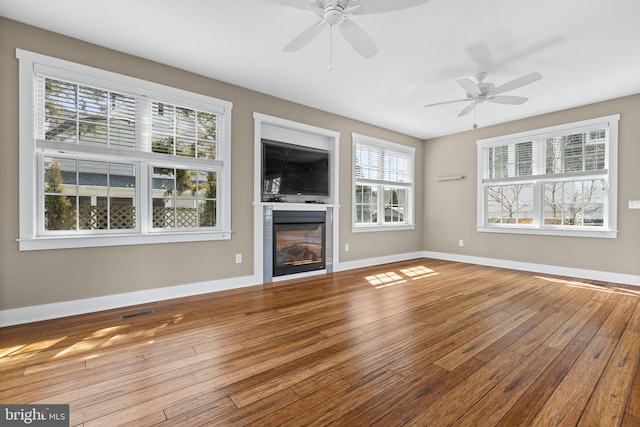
[629,201,640,209]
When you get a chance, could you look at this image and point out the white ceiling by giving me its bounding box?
[2,0,639,139]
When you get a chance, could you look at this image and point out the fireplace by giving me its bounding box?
[272,210,326,277]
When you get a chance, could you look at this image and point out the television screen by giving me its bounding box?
[262,139,329,197]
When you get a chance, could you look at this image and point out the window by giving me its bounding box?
[17,49,232,250]
[477,115,619,238]
[352,133,415,231]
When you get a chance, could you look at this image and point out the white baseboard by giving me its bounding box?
[422,251,640,287]
[3,252,638,327]
[335,251,425,273]
[0,275,258,328]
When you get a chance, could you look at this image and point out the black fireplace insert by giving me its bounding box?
[272,210,326,277]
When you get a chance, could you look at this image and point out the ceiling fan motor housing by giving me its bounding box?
[477,82,495,98]
[324,8,345,25]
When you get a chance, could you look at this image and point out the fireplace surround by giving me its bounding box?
[262,206,333,282]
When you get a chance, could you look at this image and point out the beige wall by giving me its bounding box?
[423,93,640,276]
[0,18,424,310]
[2,17,637,313]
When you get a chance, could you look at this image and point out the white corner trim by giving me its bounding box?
[0,275,258,327]
[422,251,640,287]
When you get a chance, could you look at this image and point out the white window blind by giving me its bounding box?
[352,134,415,230]
[477,115,619,238]
[17,49,232,250]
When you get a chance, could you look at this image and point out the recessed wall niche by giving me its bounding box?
[252,113,340,283]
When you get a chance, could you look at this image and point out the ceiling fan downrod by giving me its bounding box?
[328,24,334,71]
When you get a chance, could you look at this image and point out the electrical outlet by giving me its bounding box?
[459,240,464,247]
[344,243,350,252]
[235,253,242,264]
[629,200,640,209]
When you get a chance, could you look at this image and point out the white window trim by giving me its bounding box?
[352,133,416,233]
[17,49,233,250]
[476,114,619,238]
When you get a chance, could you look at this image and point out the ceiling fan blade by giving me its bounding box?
[457,101,476,117]
[488,95,529,105]
[494,72,542,94]
[283,20,327,52]
[457,79,481,97]
[353,0,429,15]
[264,0,319,11]
[338,19,379,58]
[424,99,469,108]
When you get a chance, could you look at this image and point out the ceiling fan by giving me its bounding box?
[266,0,429,69]
[424,71,543,128]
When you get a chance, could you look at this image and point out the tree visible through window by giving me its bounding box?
[353,134,415,230]
[17,49,232,250]
[477,115,618,238]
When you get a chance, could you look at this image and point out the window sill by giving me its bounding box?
[352,224,415,233]
[476,225,617,239]
[18,231,232,251]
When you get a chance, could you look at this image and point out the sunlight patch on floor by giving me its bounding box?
[401,266,440,280]
[366,266,439,289]
[535,276,640,297]
[366,271,406,289]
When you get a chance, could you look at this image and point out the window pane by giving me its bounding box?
[489,146,508,179]
[44,157,137,232]
[110,163,136,229]
[176,137,195,157]
[110,93,136,149]
[78,160,107,196]
[44,158,76,231]
[151,102,216,160]
[544,180,604,227]
[45,80,77,142]
[488,142,532,178]
[487,184,533,225]
[515,142,532,176]
[355,146,380,180]
[355,184,377,224]
[546,131,606,174]
[384,187,407,223]
[152,167,216,229]
[197,111,217,159]
[45,195,76,230]
[383,152,408,182]
[176,107,196,138]
[78,122,108,146]
[43,79,136,150]
[111,198,136,229]
[176,200,198,228]
[198,199,216,227]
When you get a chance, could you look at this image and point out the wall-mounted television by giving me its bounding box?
[262,139,329,198]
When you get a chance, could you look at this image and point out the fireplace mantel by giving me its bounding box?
[254,202,339,211]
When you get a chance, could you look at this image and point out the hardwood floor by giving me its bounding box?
[1,258,639,426]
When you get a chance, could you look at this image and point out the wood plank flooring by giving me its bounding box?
[1,258,639,426]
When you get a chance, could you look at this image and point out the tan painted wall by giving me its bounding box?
[423,94,640,276]
[0,18,424,310]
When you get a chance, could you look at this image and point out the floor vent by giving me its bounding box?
[120,310,155,320]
